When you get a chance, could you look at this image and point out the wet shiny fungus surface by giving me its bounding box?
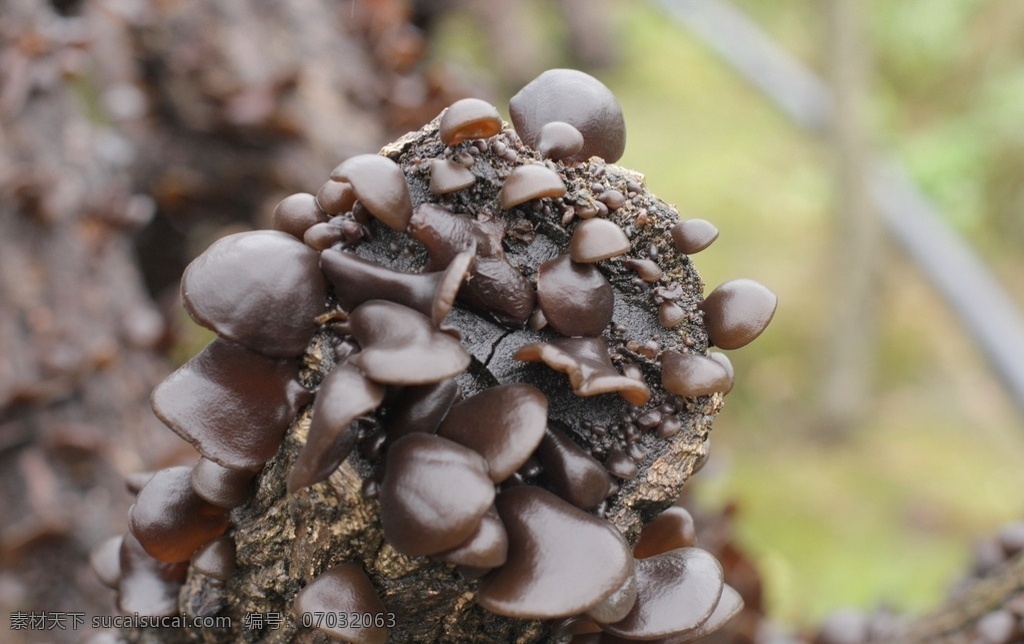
[181,230,326,357]
[477,486,633,619]
[379,433,495,557]
[125,67,776,642]
[292,563,389,644]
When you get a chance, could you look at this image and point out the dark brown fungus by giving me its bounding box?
[289,364,386,493]
[515,337,651,406]
[625,258,663,283]
[303,221,345,251]
[429,158,476,195]
[118,532,188,617]
[330,154,413,232]
[128,466,229,563]
[633,505,697,559]
[292,563,388,644]
[586,570,638,625]
[190,536,236,581]
[499,164,568,210]
[437,383,548,482]
[536,121,584,161]
[670,219,719,255]
[316,179,356,216]
[603,548,724,641]
[409,204,535,326]
[707,351,735,394]
[604,447,639,480]
[661,350,731,398]
[379,433,494,557]
[320,249,472,326]
[151,338,306,470]
[658,302,686,329]
[700,278,778,350]
[272,192,326,239]
[347,300,470,385]
[509,69,626,163]
[599,189,627,211]
[535,426,612,510]
[477,486,633,619]
[536,254,613,337]
[438,98,502,146]
[181,230,326,357]
[383,378,460,440]
[190,457,256,509]
[90,534,123,589]
[570,218,631,263]
[435,507,508,570]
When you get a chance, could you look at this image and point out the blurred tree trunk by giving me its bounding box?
[816,0,884,440]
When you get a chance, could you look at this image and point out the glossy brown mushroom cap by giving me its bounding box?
[437,383,548,482]
[569,218,631,263]
[700,278,778,349]
[509,69,626,163]
[670,219,719,255]
[603,548,724,640]
[435,507,508,569]
[288,364,385,493]
[439,98,502,146]
[536,121,584,161]
[330,154,413,231]
[129,466,230,563]
[190,457,256,509]
[586,571,638,624]
[515,337,651,406]
[348,300,471,385]
[316,180,357,215]
[660,350,732,398]
[477,486,633,619]
[151,338,306,470]
[499,164,567,209]
[535,426,612,510]
[292,563,388,644]
[383,379,460,440]
[190,536,236,580]
[181,230,326,357]
[429,158,476,195]
[536,254,614,337]
[272,192,326,239]
[379,434,495,557]
[117,532,188,617]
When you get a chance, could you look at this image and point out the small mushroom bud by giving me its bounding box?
[660,350,732,398]
[272,192,327,239]
[316,180,356,215]
[634,505,698,559]
[439,98,502,146]
[190,536,236,581]
[499,164,567,210]
[292,563,389,644]
[536,121,584,161]
[700,278,778,349]
[569,218,631,263]
[671,218,719,255]
[117,532,188,618]
[429,158,476,195]
[330,154,413,232]
[190,457,256,509]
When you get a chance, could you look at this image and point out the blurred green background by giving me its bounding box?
[431,0,1024,628]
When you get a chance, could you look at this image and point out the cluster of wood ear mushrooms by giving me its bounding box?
[92,68,776,643]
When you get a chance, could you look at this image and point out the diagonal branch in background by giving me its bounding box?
[654,0,1024,421]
